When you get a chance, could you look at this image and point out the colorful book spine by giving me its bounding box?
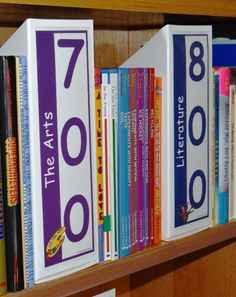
[229,84,236,220]
[135,68,144,251]
[95,67,104,263]
[212,70,219,226]
[0,166,7,295]
[148,68,155,246]
[117,68,130,257]
[129,68,137,253]
[218,67,230,224]
[154,77,162,245]
[0,56,24,291]
[101,70,112,261]
[143,68,149,248]
[15,56,34,288]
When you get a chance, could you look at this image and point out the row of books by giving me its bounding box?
[212,66,236,225]
[95,67,162,262]
[1,18,236,295]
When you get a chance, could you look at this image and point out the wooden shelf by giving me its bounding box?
[0,0,236,17]
[6,221,236,297]
[0,1,235,296]
[0,0,236,32]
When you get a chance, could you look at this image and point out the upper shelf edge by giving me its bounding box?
[0,0,236,17]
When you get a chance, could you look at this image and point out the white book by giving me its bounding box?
[109,70,119,260]
[121,25,212,240]
[0,19,98,283]
[101,71,112,261]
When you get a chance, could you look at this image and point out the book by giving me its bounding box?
[117,68,130,257]
[218,67,230,224]
[229,84,236,220]
[0,165,7,295]
[135,68,145,251]
[0,19,98,283]
[94,67,104,263]
[212,70,219,226]
[129,68,137,253]
[148,68,155,246]
[0,56,24,291]
[101,70,112,261]
[108,69,119,260]
[154,77,162,245]
[213,39,236,67]
[121,24,212,240]
[15,56,34,288]
[101,68,119,260]
[143,68,149,248]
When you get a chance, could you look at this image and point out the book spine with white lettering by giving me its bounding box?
[117,68,130,257]
[0,56,24,291]
[143,68,149,248]
[129,68,137,253]
[148,68,155,246]
[135,68,144,251]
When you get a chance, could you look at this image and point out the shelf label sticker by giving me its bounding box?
[173,34,210,227]
[36,30,95,267]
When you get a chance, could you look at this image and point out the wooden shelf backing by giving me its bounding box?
[7,220,236,297]
[0,0,236,17]
[0,3,164,29]
[0,3,235,32]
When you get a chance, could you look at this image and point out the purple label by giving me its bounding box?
[36,30,94,267]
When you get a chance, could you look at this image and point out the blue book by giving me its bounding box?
[16,56,34,288]
[213,71,219,225]
[117,68,130,257]
[213,39,236,67]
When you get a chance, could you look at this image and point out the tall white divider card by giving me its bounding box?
[121,25,212,240]
[0,19,98,282]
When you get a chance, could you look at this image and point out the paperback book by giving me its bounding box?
[0,56,24,291]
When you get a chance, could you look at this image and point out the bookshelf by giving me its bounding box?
[0,1,236,296]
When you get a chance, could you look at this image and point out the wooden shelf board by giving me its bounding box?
[7,221,236,297]
[0,3,235,31]
[0,3,165,29]
[0,0,236,17]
